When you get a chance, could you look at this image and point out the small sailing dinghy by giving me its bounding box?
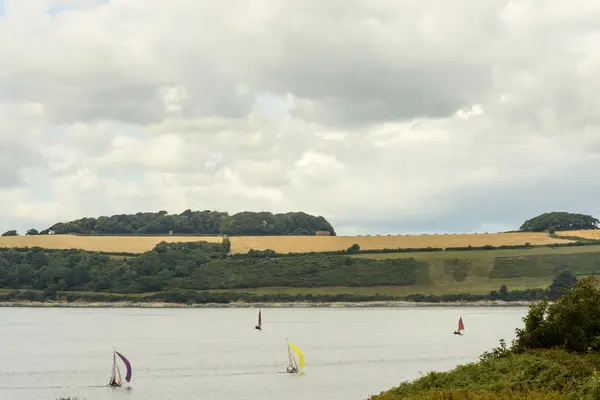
[453,316,465,335]
[285,338,304,374]
[108,348,132,387]
[255,309,262,330]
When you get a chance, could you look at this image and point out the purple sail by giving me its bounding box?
[115,351,132,382]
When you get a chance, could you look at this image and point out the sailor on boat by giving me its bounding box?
[286,365,299,374]
[108,378,121,387]
[255,309,262,330]
[453,316,465,335]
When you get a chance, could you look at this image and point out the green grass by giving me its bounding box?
[353,245,600,284]
[208,277,552,297]
[369,349,600,399]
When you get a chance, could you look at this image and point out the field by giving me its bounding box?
[0,234,223,253]
[227,232,572,254]
[0,231,577,254]
[556,229,600,240]
[209,277,554,297]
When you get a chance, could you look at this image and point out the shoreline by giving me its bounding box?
[0,300,537,308]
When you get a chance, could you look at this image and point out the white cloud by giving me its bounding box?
[0,0,599,235]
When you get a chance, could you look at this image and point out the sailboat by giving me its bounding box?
[255,309,262,330]
[453,316,465,335]
[285,338,304,374]
[108,348,132,387]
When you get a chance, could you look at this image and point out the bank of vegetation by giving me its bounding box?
[0,210,598,305]
[0,238,582,305]
[369,276,600,399]
[37,210,336,236]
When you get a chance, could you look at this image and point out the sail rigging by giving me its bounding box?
[288,342,304,369]
[255,309,262,330]
[286,338,304,372]
[116,351,132,382]
[109,348,132,386]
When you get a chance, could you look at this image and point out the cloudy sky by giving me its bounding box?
[0,0,599,235]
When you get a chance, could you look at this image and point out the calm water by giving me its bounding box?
[0,306,528,400]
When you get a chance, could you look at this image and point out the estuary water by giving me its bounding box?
[0,306,528,400]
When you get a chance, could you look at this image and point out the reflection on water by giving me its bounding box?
[0,306,527,399]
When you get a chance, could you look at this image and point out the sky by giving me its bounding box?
[1,0,599,236]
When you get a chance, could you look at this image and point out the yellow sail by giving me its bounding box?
[288,342,304,369]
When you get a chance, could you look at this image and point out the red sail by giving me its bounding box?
[258,310,262,326]
[458,317,464,331]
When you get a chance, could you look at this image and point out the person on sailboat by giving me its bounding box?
[286,365,298,373]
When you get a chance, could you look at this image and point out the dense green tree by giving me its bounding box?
[512,276,600,353]
[547,270,578,300]
[520,211,599,232]
[346,244,361,254]
[1,230,17,236]
[41,210,336,236]
[26,229,39,235]
[0,241,423,293]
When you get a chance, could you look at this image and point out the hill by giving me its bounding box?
[1,236,600,304]
[0,234,223,253]
[0,231,575,254]
[227,232,571,254]
[39,210,336,236]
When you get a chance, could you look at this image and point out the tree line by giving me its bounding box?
[31,210,336,236]
[520,211,599,232]
[0,241,422,294]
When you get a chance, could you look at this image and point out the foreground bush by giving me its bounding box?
[370,276,600,399]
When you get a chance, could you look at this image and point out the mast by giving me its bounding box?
[111,348,116,382]
[286,338,298,369]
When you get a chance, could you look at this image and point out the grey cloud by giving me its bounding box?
[1,0,600,235]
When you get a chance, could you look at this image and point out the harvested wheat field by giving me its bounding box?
[555,229,600,240]
[0,235,223,254]
[228,232,573,254]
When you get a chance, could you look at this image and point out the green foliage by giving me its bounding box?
[0,241,423,294]
[1,230,17,236]
[41,210,336,236]
[547,271,577,300]
[490,252,600,278]
[371,275,600,400]
[370,349,600,399]
[520,211,599,232]
[26,229,39,235]
[346,244,361,254]
[443,259,472,282]
[405,288,546,303]
[512,276,600,353]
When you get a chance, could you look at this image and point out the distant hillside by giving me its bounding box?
[0,231,573,255]
[228,232,572,254]
[41,210,336,236]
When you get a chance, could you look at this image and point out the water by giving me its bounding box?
[0,306,528,400]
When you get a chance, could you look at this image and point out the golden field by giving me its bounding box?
[0,231,577,254]
[555,229,600,240]
[0,235,223,254]
[228,232,573,254]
